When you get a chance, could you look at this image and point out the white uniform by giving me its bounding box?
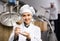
[8,23,42,41]
[44,7,58,20]
[40,5,58,20]
[49,7,58,20]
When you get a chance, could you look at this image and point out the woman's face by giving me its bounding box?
[50,3,54,8]
[22,12,32,24]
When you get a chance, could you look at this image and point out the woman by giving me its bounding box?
[8,4,42,41]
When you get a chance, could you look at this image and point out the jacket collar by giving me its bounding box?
[22,22,33,28]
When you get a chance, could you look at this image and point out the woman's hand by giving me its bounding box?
[14,27,21,36]
[20,32,31,39]
[14,27,31,39]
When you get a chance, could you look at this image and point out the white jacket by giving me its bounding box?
[8,23,42,41]
[49,7,58,20]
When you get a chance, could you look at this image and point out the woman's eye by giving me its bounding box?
[23,15,26,17]
[28,14,30,16]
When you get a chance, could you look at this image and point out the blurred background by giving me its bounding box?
[0,0,60,41]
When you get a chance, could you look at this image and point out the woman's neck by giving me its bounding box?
[24,22,30,28]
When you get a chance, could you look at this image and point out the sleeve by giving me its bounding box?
[8,31,14,41]
[8,26,16,41]
[31,26,42,41]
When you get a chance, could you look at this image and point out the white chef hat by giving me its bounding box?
[20,4,35,15]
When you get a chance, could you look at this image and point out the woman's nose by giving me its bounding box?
[25,16,29,19]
